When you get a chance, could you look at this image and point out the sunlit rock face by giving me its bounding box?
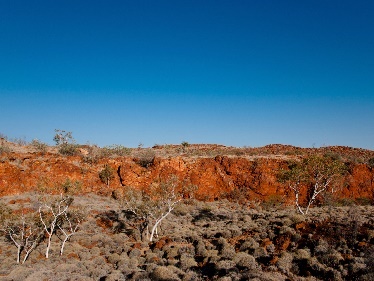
[0,142,373,203]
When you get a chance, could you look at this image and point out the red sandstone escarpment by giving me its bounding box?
[0,142,373,203]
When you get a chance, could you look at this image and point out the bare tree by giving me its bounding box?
[58,210,83,255]
[38,195,73,258]
[0,206,42,264]
[117,175,190,242]
[147,176,182,241]
[278,162,308,214]
[118,187,153,241]
[278,155,346,215]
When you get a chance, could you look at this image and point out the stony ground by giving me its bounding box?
[0,193,373,281]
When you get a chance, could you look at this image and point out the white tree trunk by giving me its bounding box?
[46,234,52,259]
[150,210,171,242]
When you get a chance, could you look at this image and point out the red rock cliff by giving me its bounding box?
[0,143,373,204]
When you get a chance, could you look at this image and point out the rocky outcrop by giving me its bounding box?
[0,145,373,204]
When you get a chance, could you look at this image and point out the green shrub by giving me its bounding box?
[324,151,343,161]
[58,143,79,156]
[53,129,79,156]
[60,178,82,194]
[99,164,115,187]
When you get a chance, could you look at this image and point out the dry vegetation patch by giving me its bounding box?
[0,195,373,280]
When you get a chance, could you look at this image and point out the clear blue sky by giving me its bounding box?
[0,0,373,149]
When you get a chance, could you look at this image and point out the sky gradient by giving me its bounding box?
[1,0,373,149]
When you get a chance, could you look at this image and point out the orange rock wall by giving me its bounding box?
[1,153,373,203]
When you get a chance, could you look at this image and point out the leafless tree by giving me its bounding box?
[147,176,182,241]
[39,195,73,258]
[0,206,42,264]
[278,155,346,215]
[57,210,83,255]
[117,175,191,241]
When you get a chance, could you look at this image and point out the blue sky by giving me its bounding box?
[0,0,373,149]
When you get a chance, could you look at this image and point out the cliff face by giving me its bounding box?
[1,143,373,204]
[117,156,287,201]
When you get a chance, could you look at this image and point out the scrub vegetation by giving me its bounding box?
[0,193,373,281]
[0,131,373,280]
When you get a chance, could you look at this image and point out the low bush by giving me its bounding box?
[0,144,11,154]
[59,178,83,194]
[1,195,373,280]
[59,143,79,156]
[102,144,131,157]
[30,139,48,153]
[150,265,181,281]
[136,149,156,168]
[368,157,374,169]
[99,164,115,187]
[233,252,257,270]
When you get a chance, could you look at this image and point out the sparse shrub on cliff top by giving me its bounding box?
[0,143,11,154]
[53,129,74,145]
[59,143,79,156]
[53,129,79,156]
[81,144,102,164]
[136,148,156,168]
[102,144,131,157]
[181,141,190,153]
[30,139,48,153]
[368,157,374,169]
